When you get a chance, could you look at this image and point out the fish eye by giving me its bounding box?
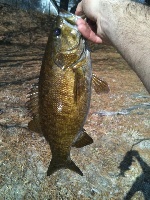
[54,28,61,36]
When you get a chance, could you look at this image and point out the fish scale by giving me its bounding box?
[27,10,109,176]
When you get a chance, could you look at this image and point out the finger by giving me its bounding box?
[76,18,102,43]
[75,2,84,16]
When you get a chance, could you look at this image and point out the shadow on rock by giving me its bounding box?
[118,148,150,200]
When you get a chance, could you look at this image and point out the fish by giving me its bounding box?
[27,10,109,176]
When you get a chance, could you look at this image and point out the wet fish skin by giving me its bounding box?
[27,11,109,176]
[38,12,92,176]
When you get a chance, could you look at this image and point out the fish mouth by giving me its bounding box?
[52,12,86,70]
[53,37,86,70]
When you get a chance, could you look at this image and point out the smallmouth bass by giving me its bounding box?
[27,11,109,176]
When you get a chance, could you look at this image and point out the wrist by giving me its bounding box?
[96,1,130,41]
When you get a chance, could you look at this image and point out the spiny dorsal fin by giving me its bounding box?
[26,85,39,117]
[72,129,93,148]
[92,74,110,94]
[26,84,41,133]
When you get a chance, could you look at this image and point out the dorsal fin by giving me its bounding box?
[26,85,39,117]
[26,84,41,133]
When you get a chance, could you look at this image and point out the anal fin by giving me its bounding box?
[72,129,93,148]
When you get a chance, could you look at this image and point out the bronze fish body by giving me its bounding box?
[27,11,109,176]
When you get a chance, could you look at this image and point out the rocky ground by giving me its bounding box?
[0,4,150,200]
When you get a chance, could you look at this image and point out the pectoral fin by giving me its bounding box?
[92,74,110,94]
[74,70,86,103]
[72,129,93,148]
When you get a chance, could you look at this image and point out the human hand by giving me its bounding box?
[76,0,150,95]
[76,18,102,43]
[75,0,110,44]
[75,0,102,43]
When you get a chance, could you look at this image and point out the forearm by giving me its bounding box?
[99,1,150,93]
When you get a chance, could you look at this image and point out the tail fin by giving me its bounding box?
[47,157,83,176]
